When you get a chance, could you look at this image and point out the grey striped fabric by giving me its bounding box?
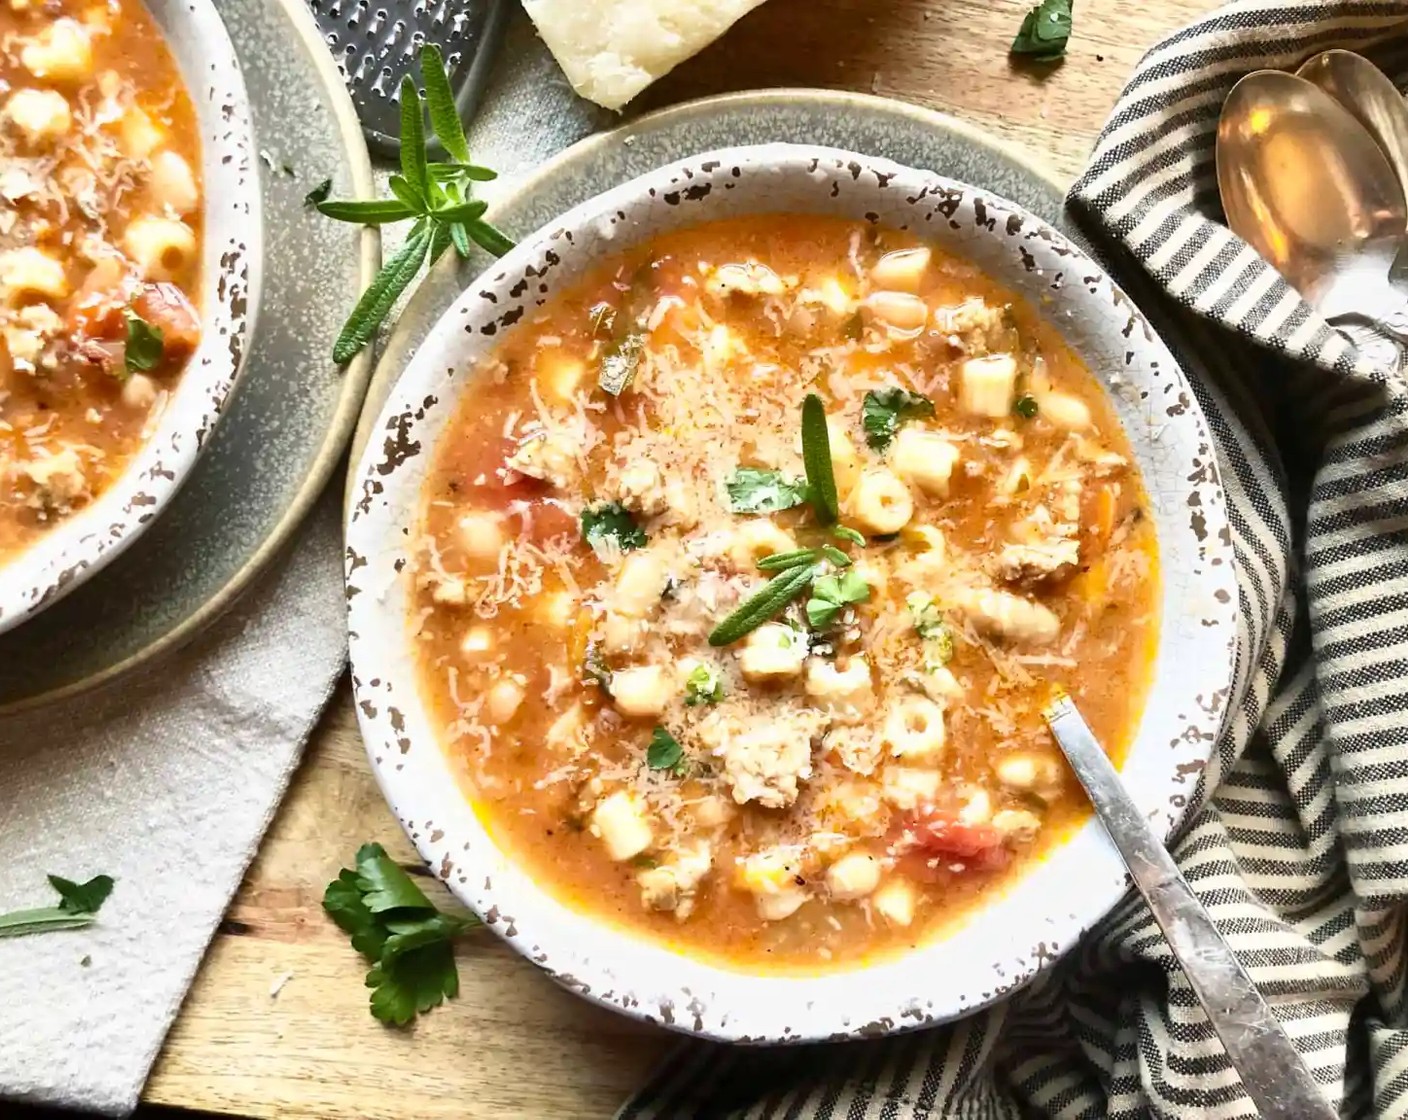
[616,2,1408,1116]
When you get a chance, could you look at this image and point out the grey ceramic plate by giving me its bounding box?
[0,0,376,711]
[349,89,1083,475]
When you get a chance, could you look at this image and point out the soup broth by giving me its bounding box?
[411,215,1159,971]
[1,0,203,560]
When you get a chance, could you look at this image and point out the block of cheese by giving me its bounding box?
[522,0,770,111]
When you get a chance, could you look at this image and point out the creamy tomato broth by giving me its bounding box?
[0,0,202,560]
[411,215,1159,970]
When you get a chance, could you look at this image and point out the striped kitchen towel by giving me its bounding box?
[617,1,1408,1116]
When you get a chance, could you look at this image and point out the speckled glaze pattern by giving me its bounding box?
[346,143,1237,1043]
[0,0,377,709]
[0,0,261,636]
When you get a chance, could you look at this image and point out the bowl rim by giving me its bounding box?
[345,141,1237,1043]
[0,0,262,634]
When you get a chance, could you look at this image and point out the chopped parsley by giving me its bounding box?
[580,502,647,553]
[323,842,481,1026]
[906,591,944,637]
[726,468,810,514]
[907,591,955,665]
[684,664,724,706]
[646,726,687,774]
[1011,0,1073,62]
[123,312,164,376]
[1014,394,1040,419]
[806,569,871,629]
[862,387,935,451]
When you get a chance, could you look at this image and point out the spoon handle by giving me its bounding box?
[1044,696,1336,1120]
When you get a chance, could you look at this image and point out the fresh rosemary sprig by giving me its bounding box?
[317,45,513,363]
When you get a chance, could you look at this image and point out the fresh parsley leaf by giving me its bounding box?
[832,525,867,547]
[323,843,482,1026]
[709,562,817,646]
[806,569,871,628]
[367,937,460,1026]
[355,843,436,913]
[323,867,390,959]
[801,393,839,523]
[49,874,115,915]
[1011,0,1073,61]
[0,873,115,939]
[862,387,935,451]
[303,177,333,208]
[726,468,810,514]
[1014,394,1040,419]
[647,726,687,774]
[580,502,647,553]
[684,664,724,706]
[123,312,164,375]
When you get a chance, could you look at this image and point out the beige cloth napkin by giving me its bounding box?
[0,497,345,1114]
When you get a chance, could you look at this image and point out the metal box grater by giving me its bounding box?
[306,0,507,159]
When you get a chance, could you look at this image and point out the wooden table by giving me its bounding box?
[144,1,1218,1116]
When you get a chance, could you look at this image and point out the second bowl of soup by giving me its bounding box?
[347,144,1236,1040]
[0,0,259,631]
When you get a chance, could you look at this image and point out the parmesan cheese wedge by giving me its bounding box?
[522,0,770,110]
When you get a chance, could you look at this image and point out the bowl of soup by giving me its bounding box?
[0,0,259,632]
[346,144,1236,1040]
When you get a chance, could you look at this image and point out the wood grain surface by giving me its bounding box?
[145,1,1220,1116]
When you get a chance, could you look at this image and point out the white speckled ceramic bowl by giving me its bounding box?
[346,143,1237,1042]
[0,0,261,634]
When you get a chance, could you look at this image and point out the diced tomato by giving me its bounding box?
[68,291,127,341]
[894,809,1010,880]
[132,283,201,365]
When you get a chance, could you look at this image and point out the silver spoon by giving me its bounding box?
[1216,69,1408,358]
[1044,696,1336,1120]
[1298,50,1408,210]
[1297,49,1408,285]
